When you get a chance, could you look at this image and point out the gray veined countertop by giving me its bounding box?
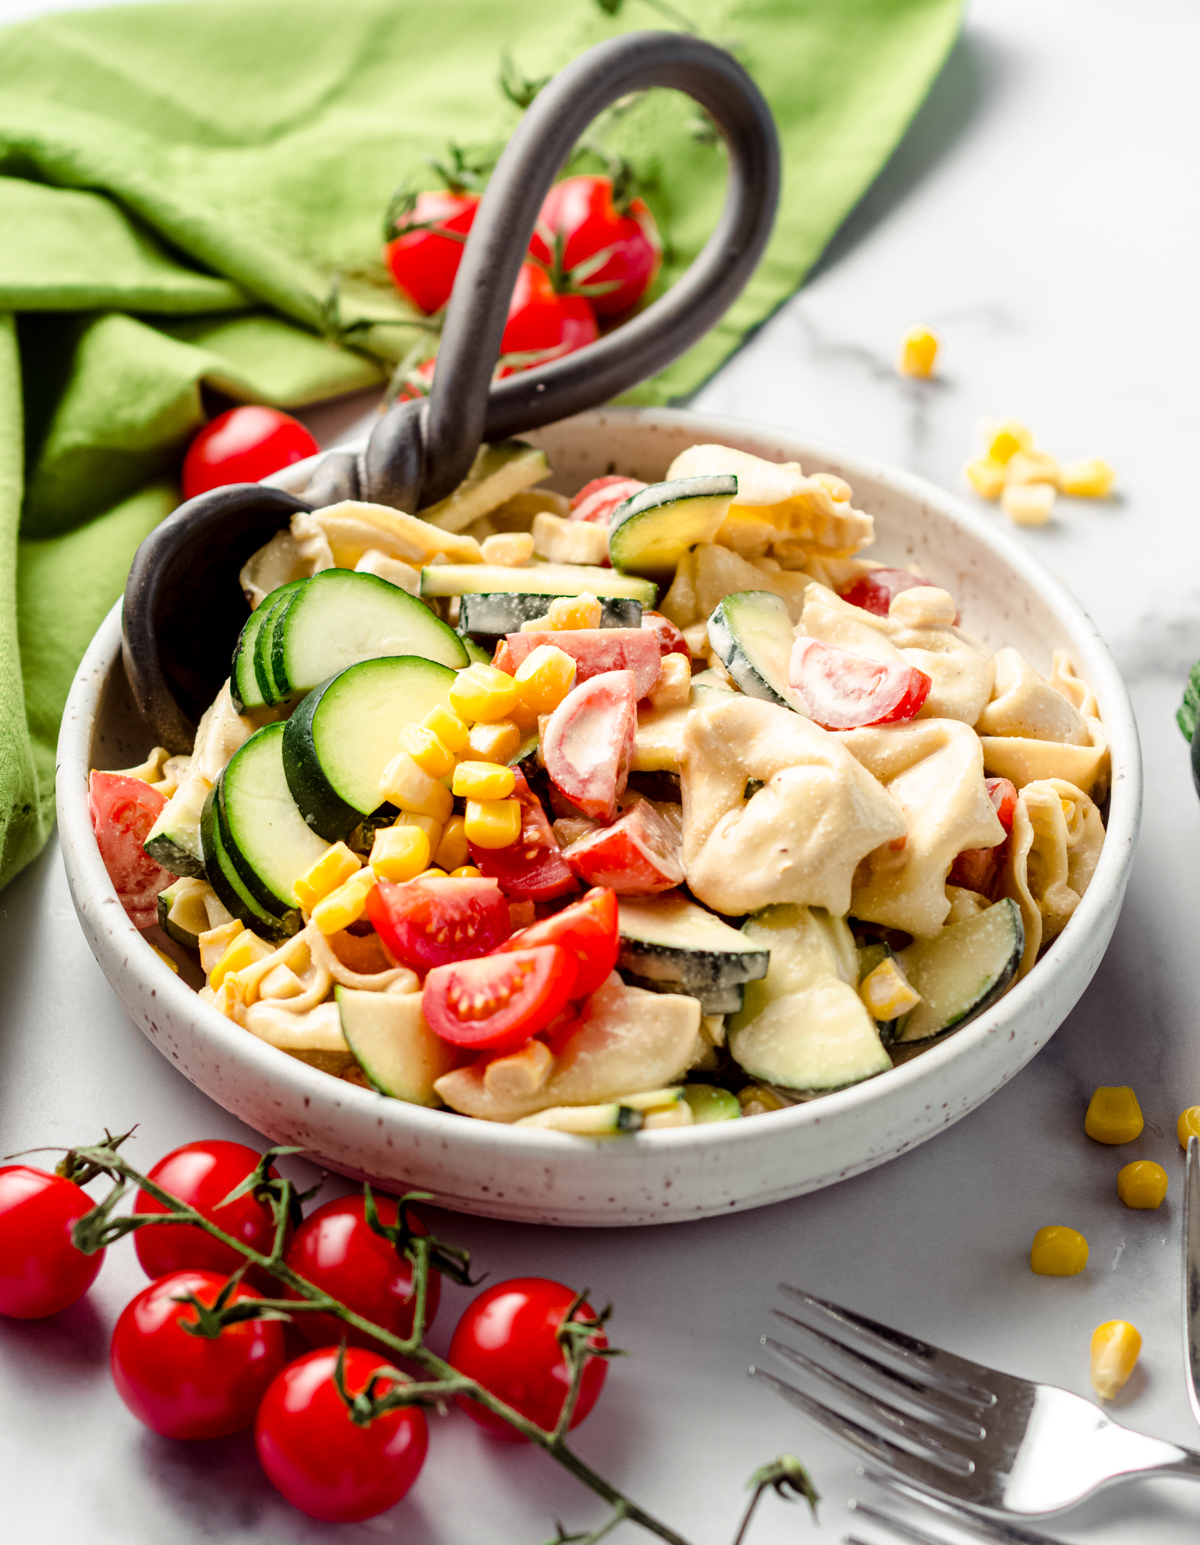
[4,0,1200,1540]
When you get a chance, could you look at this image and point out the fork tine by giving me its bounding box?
[762,1335,983,1457]
[845,1499,960,1545]
[855,1472,1067,1545]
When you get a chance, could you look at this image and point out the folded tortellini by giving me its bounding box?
[976,648,1109,798]
[1001,778,1105,976]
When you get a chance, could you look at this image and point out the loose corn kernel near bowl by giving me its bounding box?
[1177,1106,1200,1149]
[984,417,1035,464]
[1060,457,1117,499]
[369,823,431,883]
[964,456,1006,500]
[1001,482,1056,526]
[452,760,516,801]
[1004,449,1061,488]
[293,841,360,913]
[464,797,522,849]
[1116,1160,1168,1210]
[895,324,940,379]
[1085,1085,1144,1144]
[449,663,519,724]
[1090,1320,1141,1401]
[1030,1225,1088,1276]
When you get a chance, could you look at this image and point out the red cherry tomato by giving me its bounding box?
[987,776,1018,831]
[503,628,662,699]
[948,777,1018,897]
[503,886,619,999]
[448,1277,608,1441]
[111,1270,286,1440]
[542,669,638,822]
[181,406,319,501]
[384,189,478,315]
[283,1194,440,1351]
[499,262,598,371]
[256,1347,428,1522]
[838,567,936,618]
[640,609,690,657]
[0,1165,104,1319]
[467,768,578,903]
[788,637,931,730]
[88,771,175,928]
[562,801,684,895]
[570,476,647,525]
[366,876,511,973]
[133,1140,289,1281]
[530,174,662,316]
[423,944,577,1053]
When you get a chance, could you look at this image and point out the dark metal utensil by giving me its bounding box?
[122,29,780,750]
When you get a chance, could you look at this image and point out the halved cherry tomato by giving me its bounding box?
[503,628,661,699]
[384,189,478,315]
[0,1165,104,1319]
[423,944,577,1053]
[529,174,662,316]
[367,876,511,973]
[562,801,684,895]
[468,768,577,903]
[181,407,319,501]
[503,886,619,999]
[88,771,175,928]
[640,609,690,657]
[569,476,647,525]
[499,262,598,372]
[788,637,931,730]
[542,670,638,823]
[948,777,1018,897]
[987,776,1018,831]
[838,567,932,617]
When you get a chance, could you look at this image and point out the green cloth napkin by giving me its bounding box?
[0,0,962,890]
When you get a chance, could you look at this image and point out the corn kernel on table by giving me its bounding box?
[4,0,1200,1540]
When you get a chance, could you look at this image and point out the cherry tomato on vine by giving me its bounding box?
[111,1270,287,1440]
[499,262,598,373]
[133,1140,289,1281]
[181,406,318,501]
[448,1276,609,1441]
[283,1193,440,1351]
[0,1165,103,1319]
[529,174,662,316]
[384,189,478,315]
[256,1347,428,1522]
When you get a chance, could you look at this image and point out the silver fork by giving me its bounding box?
[749,1284,1200,1516]
[846,1470,1068,1545]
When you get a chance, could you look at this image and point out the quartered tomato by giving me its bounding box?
[529,174,662,316]
[467,769,577,902]
[569,476,647,525]
[788,637,931,730]
[948,777,1018,897]
[640,609,690,658]
[499,262,598,372]
[503,628,662,699]
[181,407,319,501]
[563,801,684,895]
[384,189,478,315]
[423,944,577,1053]
[542,670,638,823]
[88,771,175,928]
[503,886,619,999]
[0,1165,104,1319]
[367,876,511,973]
[838,567,933,618]
[987,775,1018,831]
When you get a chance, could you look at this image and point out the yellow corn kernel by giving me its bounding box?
[1090,1320,1141,1401]
[393,811,443,849]
[369,824,431,883]
[434,814,470,872]
[1085,1085,1144,1144]
[449,663,519,724]
[397,723,456,779]
[1116,1160,1168,1210]
[514,643,577,713]
[963,456,1006,500]
[150,945,180,974]
[480,531,535,567]
[415,867,449,880]
[984,417,1035,464]
[209,929,273,988]
[860,958,922,1021]
[647,651,691,710]
[1001,482,1055,526]
[466,719,521,764]
[422,703,470,754]
[451,865,483,878]
[1177,1106,1200,1149]
[452,761,516,800]
[1005,449,1060,488]
[895,324,940,379]
[293,841,361,913]
[198,920,244,975]
[519,613,553,632]
[464,797,522,849]
[379,751,454,823]
[1030,1225,1088,1277]
[548,592,602,631]
[312,870,376,935]
[1060,457,1117,498]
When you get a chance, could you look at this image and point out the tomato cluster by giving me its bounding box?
[0,1140,610,1524]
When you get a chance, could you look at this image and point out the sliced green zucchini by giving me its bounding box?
[607,475,738,583]
[617,893,769,1014]
[231,579,305,713]
[283,655,457,841]
[262,568,466,706]
[707,590,807,713]
[460,635,493,666]
[199,788,299,941]
[422,562,656,604]
[728,905,891,1092]
[894,899,1023,1044]
[457,592,642,641]
[143,768,209,878]
[419,440,550,534]
[157,879,209,948]
[856,941,891,982]
[682,1084,742,1123]
[337,987,460,1106]
[253,583,303,704]
[217,724,331,913]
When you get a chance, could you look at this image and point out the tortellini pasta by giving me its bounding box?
[1001,778,1105,976]
[976,648,1110,798]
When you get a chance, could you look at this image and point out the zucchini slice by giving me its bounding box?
[419,440,550,534]
[458,592,642,642]
[894,899,1023,1044]
[252,583,303,705]
[283,655,458,841]
[199,788,299,941]
[607,475,737,583]
[231,579,305,713]
[707,590,808,714]
[422,563,656,604]
[264,569,466,705]
[617,893,769,1014]
[218,724,331,913]
[337,987,460,1105]
[143,770,209,878]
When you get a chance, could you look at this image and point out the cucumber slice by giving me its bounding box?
[157,879,207,948]
[461,635,493,665]
[264,569,466,705]
[253,583,303,704]
[231,580,306,713]
[218,724,331,912]
[422,563,656,604]
[617,893,768,1014]
[707,590,808,714]
[419,440,550,534]
[337,987,460,1105]
[199,787,299,941]
[283,655,458,841]
[894,899,1023,1044]
[143,769,209,878]
[607,475,737,583]
[458,592,642,641]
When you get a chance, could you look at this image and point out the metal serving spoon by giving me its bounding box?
[122,28,780,752]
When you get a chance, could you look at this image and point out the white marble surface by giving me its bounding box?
[5,0,1200,1540]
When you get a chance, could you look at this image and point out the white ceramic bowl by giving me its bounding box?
[57,407,1141,1226]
